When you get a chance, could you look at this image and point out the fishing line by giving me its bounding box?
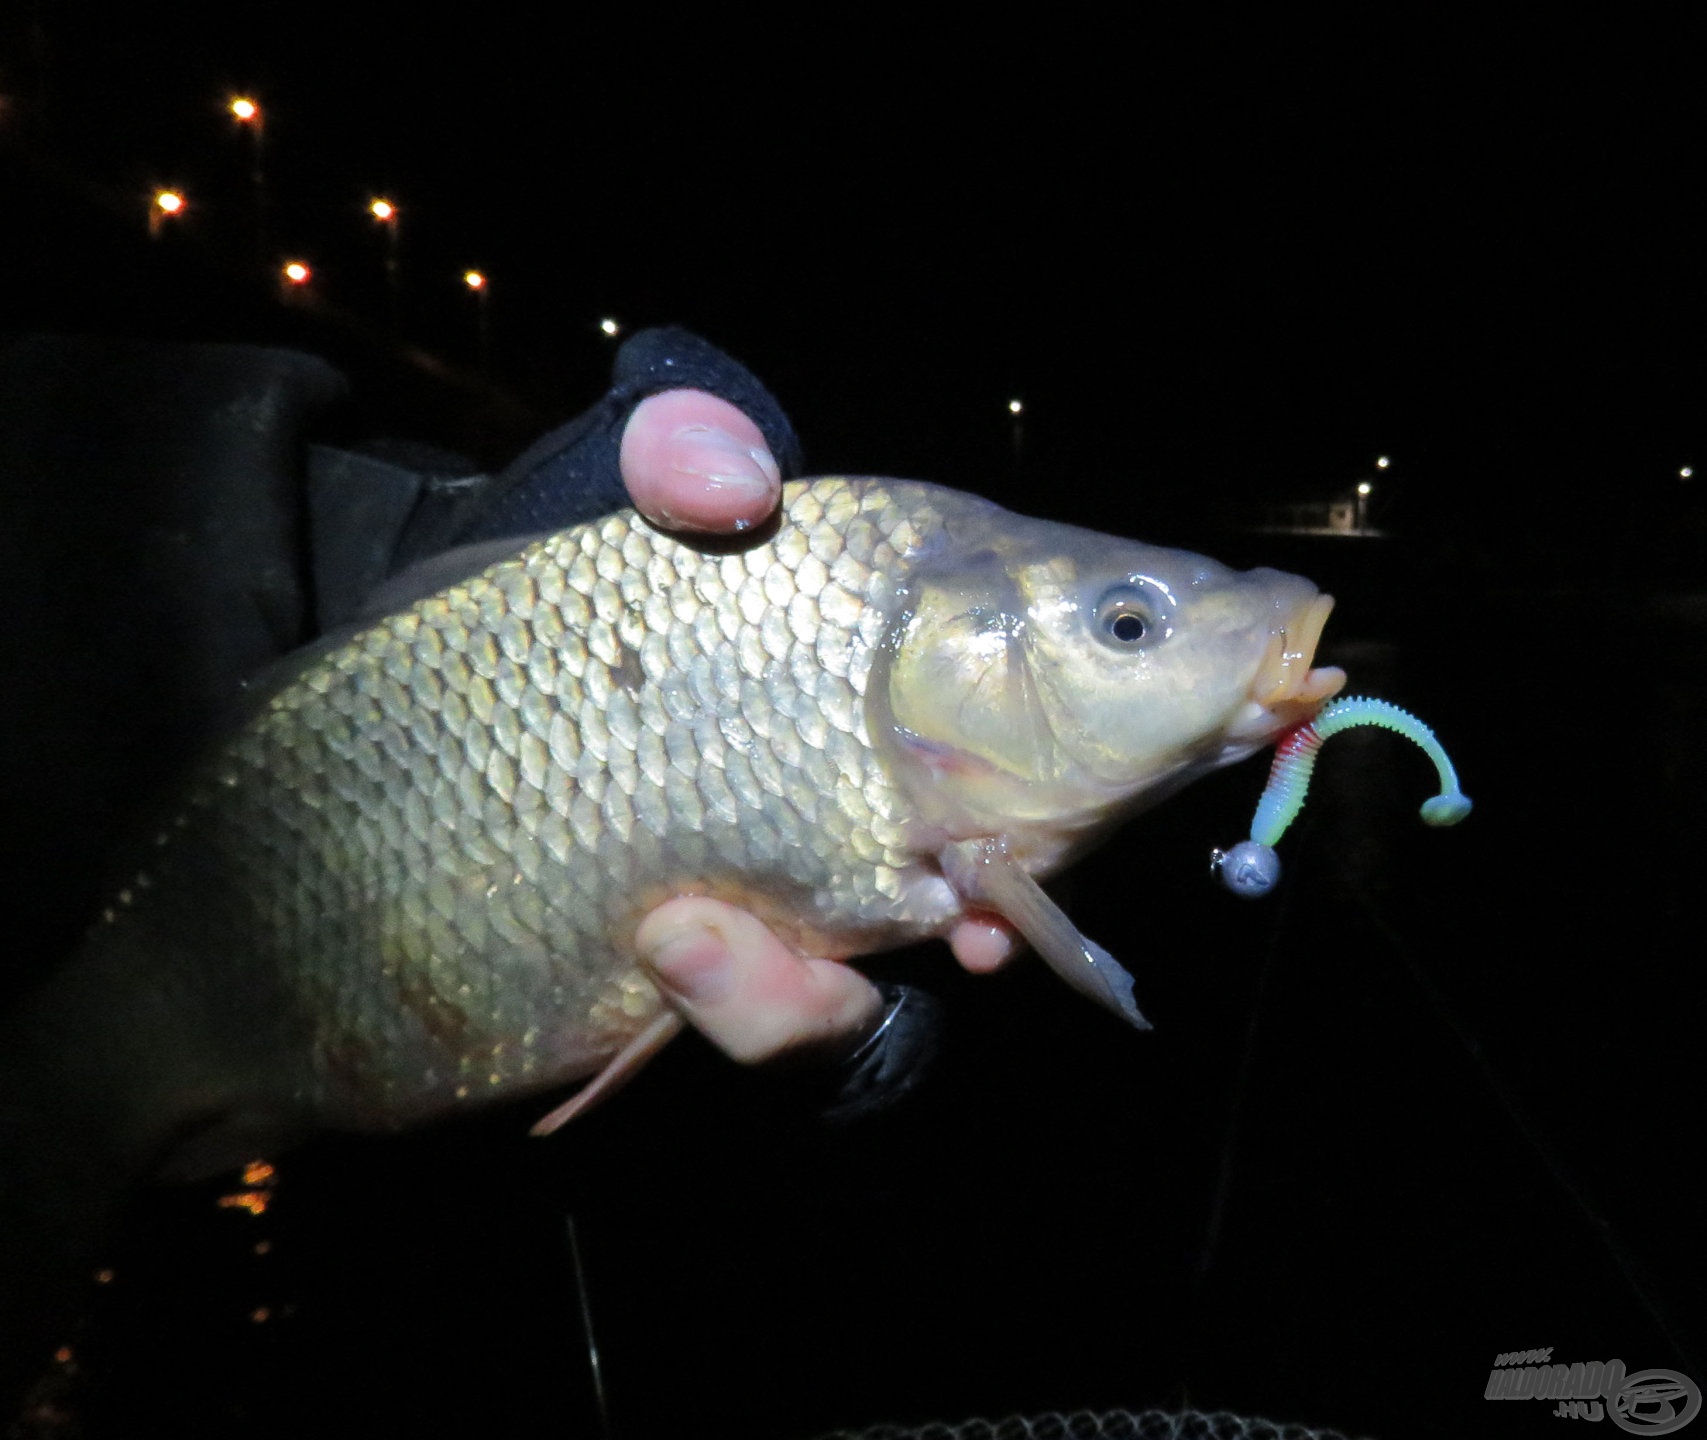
[564,1212,613,1440]
[1192,832,1307,1287]
[1353,893,1702,1382]
[1183,808,1313,1377]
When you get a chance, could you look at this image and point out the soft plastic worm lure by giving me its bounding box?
[1213,695,1472,898]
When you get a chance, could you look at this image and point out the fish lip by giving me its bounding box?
[1238,591,1347,737]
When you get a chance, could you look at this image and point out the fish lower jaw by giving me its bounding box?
[1226,665,1348,746]
[1303,664,1348,701]
[1273,662,1348,711]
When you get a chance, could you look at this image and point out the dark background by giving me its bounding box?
[2,9,1702,1438]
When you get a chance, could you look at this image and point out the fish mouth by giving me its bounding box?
[1246,592,1346,730]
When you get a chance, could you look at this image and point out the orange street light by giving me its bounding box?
[370,199,401,324]
[228,95,268,258]
[279,260,313,308]
[149,188,185,237]
[465,271,492,374]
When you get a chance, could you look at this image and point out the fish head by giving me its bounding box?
[876,498,1346,866]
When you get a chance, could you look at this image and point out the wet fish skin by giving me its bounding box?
[13,477,1342,1164]
[2,477,1347,1403]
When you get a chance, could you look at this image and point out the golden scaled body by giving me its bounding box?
[76,477,1341,1143]
[3,473,1354,1408]
[109,481,958,1131]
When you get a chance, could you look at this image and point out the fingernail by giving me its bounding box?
[671,424,780,500]
[638,920,733,1005]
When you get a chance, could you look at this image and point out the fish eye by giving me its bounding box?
[1093,585,1160,651]
[1108,611,1147,643]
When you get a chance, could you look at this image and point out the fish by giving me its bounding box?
[0,476,1343,1396]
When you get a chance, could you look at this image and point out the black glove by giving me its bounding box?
[309,326,802,627]
[815,982,944,1124]
[397,325,804,561]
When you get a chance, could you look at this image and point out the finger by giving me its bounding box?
[948,913,1021,973]
[619,389,781,533]
[635,896,882,1065]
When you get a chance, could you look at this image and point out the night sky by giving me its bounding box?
[11,12,1701,517]
[3,11,1704,1440]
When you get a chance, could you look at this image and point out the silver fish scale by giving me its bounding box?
[136,479,962,1128]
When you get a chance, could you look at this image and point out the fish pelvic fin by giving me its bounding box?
[940,836,1152,1030]
[528,1012,685,1136]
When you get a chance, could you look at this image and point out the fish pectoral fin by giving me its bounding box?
[528,1011,686,1136]
[941,837,1152,1031]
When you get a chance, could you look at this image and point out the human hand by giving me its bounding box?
[617,389,1019,1068]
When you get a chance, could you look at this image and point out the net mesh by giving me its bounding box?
[811,1409,1366,1440]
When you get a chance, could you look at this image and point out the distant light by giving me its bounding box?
[463,270,486,290]
[1008,399,1023,415]
[1682,466,1694,480]
[369,198,397,222]
[230,97,259,123]
[154,189,184,215]
[282,261,311,284]
[1375,455,1391,469]
[1357,481,1372,496]
[599,318,620,336]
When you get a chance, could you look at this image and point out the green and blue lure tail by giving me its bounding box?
[1213,695,1472,898]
